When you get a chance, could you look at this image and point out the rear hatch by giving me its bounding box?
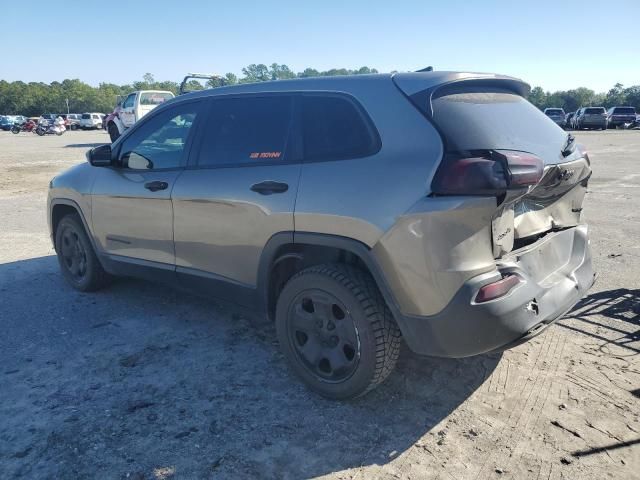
[583,107,606,123]
[393,73,591,258]
[612,107,636,122]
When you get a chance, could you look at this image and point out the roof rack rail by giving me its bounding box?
[415,66,434,72]
[179,73,225,95]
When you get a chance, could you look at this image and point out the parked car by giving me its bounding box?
[48,72,595,399]
[607,106,636,128]
[80,113,103,130]
[565,112,576,129]
[39,114,61,126]
[0,116,15,131]
[105,90,174,142]
[60,114,82,130]
[543,108,566,128]
[574,107,607,130]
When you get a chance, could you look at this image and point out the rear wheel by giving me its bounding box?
[55,214,111,292]
[11,126,20,134]
[108,123,120,142]
[275,264,401,399]
[36,126,45,136]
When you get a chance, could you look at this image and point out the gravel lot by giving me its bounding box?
[0,129,639,479]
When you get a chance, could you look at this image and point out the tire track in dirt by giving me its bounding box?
[472,326,564,479]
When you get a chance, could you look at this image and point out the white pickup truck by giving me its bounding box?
[105,90,174,142]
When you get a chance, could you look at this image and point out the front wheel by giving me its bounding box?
[11,126,20,134]
[35,127,45,136]
[276,264,401,399]
[55,214,111,291]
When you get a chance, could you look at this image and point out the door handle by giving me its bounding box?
[250,181,289,195]
[144,181,169,192]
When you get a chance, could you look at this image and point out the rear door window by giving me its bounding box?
[197,95,293,167]
[300,95,380,162]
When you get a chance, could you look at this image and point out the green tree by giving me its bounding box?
[528,86,547,109]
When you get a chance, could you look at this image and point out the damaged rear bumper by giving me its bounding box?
[396,225,595,357]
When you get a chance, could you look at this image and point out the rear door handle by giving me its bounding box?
[250,181,289,195]
[144,181,169,192]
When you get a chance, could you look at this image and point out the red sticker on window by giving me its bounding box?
[250,152,281,159]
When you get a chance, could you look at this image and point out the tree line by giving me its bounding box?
[1,63,638,116]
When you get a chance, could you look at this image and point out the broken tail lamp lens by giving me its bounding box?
[475,274,521,303]
[432,150,543,195]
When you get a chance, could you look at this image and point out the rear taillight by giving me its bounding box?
[432,150,544,196]
[475,274,521,303]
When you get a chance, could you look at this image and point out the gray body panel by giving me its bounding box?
[90,168,180,265]
[172,164,301,286]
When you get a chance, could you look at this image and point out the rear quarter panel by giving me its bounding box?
[294,79,444,245]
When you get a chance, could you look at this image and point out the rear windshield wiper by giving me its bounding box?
[562,134,576,157]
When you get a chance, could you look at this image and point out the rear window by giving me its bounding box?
[613,107,635,115]
[301,95,380,161]
[545,109,564,115]
[81,113,90,119]
[431,87,567,162]
[140,92,174,106]
[197,95,293,167]
[585,108,605,114]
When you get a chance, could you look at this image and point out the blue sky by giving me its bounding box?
[1,0,638,92]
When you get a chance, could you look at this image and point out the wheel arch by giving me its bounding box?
[50,199,98,253]
[258,232,400,322]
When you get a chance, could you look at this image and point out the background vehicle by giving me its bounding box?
[607,106,636,128]
[105,90,174,142]
[39,113,58,124]
[10,118,37,133]
[574,107,607,130]
[49,72,594,399]
[60,113,82,130]
[36,117,66,136]
[0,116,15,131]
[565,111,575,129]
[543,107,566,128]
[80,113,103,130]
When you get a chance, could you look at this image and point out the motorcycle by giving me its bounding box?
[36,118,66,136]
[11,119,37,134]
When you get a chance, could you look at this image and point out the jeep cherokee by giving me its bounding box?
[48,71,595,399]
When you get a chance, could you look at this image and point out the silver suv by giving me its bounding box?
[48,72,595,399]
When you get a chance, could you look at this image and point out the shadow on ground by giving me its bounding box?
[0,256,499,478]
[561,288,640,355]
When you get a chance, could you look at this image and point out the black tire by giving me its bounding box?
[70,124,78,131]
[275,264,401,399]
[108,123,120,142]
[55,214,111,292]
[36,126,45,136]
[11,126,20,134]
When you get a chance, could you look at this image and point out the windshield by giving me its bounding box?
[140,92,174,106]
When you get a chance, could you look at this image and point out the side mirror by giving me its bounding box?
[87,144,112,167]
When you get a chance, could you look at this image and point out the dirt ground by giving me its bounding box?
[0,129,638,480]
